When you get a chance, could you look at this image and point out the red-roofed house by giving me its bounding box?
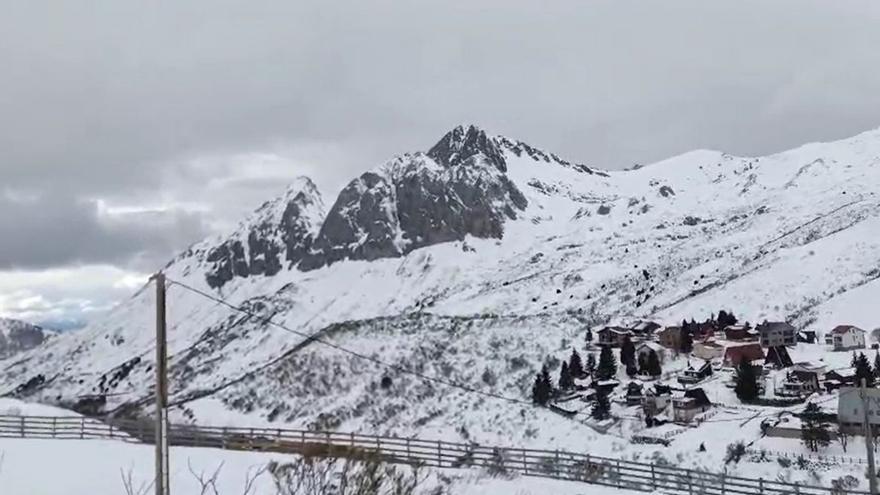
[825,325,866,351]
[723,343,765,367]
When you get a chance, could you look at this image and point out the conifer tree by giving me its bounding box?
[569,349,585,379]
[734,359,760,402]
[558,362,574,390]
[855,352,874,387]
[591,390,611,420]
[596,345,618,381]
[626,361,638,378]
[620,337,636,368]
[873,352,880,382]
[801,402,831,452]
[585,328,593,344]
[532,364,554,405]
[586,353,597,378]
[645,350,662,377]
[680,329,694,354]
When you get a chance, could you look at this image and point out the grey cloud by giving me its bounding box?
[0,193,210,271]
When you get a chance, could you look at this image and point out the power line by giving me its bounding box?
[164,277,841,425]
[166,277,544,412]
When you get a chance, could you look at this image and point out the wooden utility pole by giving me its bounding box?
[154,272,170,495]
[861,379,877,495]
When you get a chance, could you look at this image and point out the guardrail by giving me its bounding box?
[0,415,869,495]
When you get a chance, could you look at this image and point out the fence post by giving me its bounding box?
[52,417,57,438]
[20,416,24,437]
[651,463,656,490]
[687,471,692,495]
[522,448,528,475]
[555,450,561,477]
[617,459,622,488]
[721,473,726,495]
[81,419,85,439]
[759,477,764,495]
[437,441,443,467]
[407,438,412,462]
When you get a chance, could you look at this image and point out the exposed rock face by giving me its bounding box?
[203,177,325,288]
[0,318,52,360]
[300,126,528,269]
[199,125,582,285]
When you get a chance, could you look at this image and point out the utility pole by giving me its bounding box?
[861,379,877,495]
[153,272,170,495]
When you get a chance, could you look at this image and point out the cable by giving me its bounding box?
[164,276,844,425]
[166,277,546,412]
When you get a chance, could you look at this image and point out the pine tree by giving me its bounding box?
[591,390,611,420]
[873,352,880,382]
[596,345,618,381]
[855,352,874,387]
[734,359,760,402]
[717,310,738,328]
[558,362,574,390]
[620,337,636,367]
[626,361,638,378]
[645,350,662,377]
[680,329,694,354]
[585,328,593,344]
[532,365,554,405]
[801,402,831,452]
[569,349,585,379]
[586,353,597,378]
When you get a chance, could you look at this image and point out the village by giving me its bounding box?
[532,311,880,456]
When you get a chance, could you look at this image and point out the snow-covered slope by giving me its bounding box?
[3,124,880,455]
[0,318,53,361]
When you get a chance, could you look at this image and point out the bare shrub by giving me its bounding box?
[268,455,424,495]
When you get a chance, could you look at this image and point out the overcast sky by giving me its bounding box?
[3,0,880,328]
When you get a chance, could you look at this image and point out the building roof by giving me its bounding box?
[724,343,765,364]
[758,321,795,333]
[827,367,856,378]
[637,342,665,353]
[831,325,865,335]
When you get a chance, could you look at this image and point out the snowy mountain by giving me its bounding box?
[3,124,880,455]
[0,317,53,361]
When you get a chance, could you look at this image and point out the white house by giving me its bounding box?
[826,325,866,351]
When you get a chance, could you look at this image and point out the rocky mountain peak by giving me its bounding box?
[0,317,52,360]
[427,124,507,172]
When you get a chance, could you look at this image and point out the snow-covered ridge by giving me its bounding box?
[0,317,53,360]
[3,123,880,458]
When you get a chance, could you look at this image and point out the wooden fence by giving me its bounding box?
[0,415,870,495]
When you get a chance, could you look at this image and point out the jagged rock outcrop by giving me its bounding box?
[203,177,325,288]
[0,318,52,360]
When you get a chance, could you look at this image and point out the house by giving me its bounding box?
[757,321,796,347]
[798,330,817,344]
[838,387,880,434]
[630,320,662,338]
[693,341,725,361]
[765,346,794,368]
[826,325,866,351]
[625,381,644,406]
[672,388,712,424]
[594,379,620,395]
[636,341,666,365]
[678,360,713,385]
[656,326,683,350]
[777,369,820,398]
[724,325,755,341]
[597,326,632,347]
[723,342,765,367]
[824,367,857,392]
[641,384,673,417]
